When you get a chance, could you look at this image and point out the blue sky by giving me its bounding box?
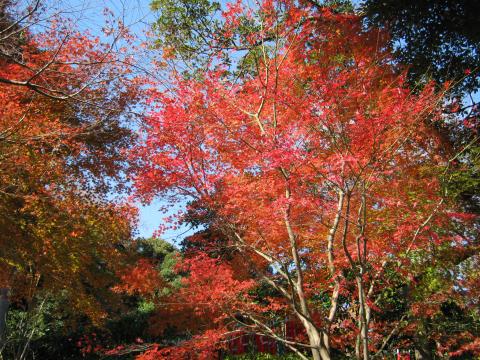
[58,0,364,242]
[45,0,193,242]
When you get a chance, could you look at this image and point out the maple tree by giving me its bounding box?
[134,0,479,359]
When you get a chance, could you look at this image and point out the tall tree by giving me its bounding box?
[135,1,478,358]
[0,1,144,349]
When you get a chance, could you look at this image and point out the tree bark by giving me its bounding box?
[0,288,9,345]
[284,182,330,360]
[356,276,369,360]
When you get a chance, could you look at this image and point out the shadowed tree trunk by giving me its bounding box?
[0,288,9,345]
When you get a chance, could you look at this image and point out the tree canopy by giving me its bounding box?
[1,0,479,359]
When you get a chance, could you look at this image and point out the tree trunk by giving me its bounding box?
[356,276,369,360]
[284,182,331,360]
[0,288,9,345]
[302,321,330,360]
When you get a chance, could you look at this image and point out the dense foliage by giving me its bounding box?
[0,0,479,359]
[132,0,480,359]
[361,0,480,95]
[0,1,144,358]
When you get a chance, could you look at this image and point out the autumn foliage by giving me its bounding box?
[0,0,479,359]
[133,1,479,359]
[0,2,142,324]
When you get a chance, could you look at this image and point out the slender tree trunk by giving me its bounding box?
[323,191,344,354]
[0,288,9,346]
[356,276,369,360]
[306,325,323,360]
[283,180,331,360]
[356,332,361,359]
[353,185,370,360]
[299,319,330,360]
